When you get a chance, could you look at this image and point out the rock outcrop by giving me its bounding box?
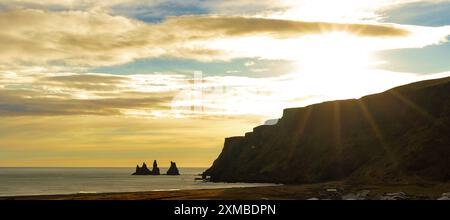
[132,160,181,175]
[151,160,160,175]
[132,162,152,175]
[203,76,450,184]
[166,161,180,175]
[132,160,161,175]
[438,192,450,200]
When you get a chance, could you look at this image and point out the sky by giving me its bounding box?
[0,0,449,167]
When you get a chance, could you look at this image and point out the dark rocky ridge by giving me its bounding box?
[203,77,450,184]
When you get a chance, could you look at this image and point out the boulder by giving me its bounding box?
[379,192,407,200]
[342,190,370,200]
[437,192,450,200]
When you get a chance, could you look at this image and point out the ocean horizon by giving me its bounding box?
[0,167,274,197]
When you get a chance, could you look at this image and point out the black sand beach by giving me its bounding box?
[2,182,449,200]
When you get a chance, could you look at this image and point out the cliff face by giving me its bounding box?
[203,77,450,184]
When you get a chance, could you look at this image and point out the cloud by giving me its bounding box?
[165,16,410,38]
[0,8,440,69]
[1,68,450,119]
[0,0,145,10]
[0,90,173,116]
[244,61,255,67]
[0,70,343,117]
[41,74,128,84]
[0,72,183,116]
[0,9,154,67]
[2,0,444,24]
[39,74,129,91]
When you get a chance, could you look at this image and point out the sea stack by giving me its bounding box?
[151,160,160,175]
[132,162,152,175]
[166,161,180,175]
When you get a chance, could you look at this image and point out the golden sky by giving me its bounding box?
[0,0,449,167]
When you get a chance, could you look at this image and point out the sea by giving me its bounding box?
[0,167,274,197]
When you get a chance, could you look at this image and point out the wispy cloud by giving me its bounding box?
[165,16,410,37]
[1,9,448,70]
[3,69,449,118]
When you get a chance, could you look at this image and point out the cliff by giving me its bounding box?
[203,76,450,184]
